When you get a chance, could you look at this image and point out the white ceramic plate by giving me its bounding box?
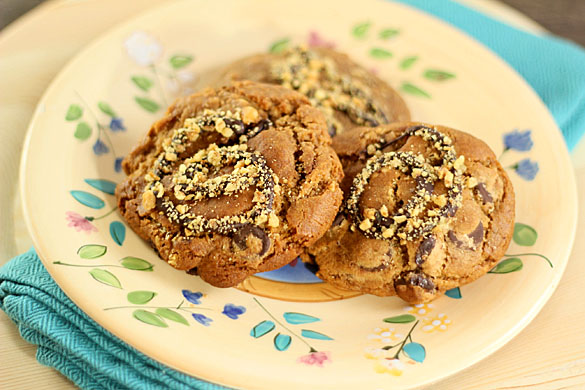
[20,0,577,388]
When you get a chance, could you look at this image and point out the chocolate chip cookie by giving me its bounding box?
[216,46,410,137]
[306,122,515,304]
[116,81,344,288]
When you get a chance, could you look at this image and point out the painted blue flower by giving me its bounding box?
[503,129,533,152]
[93,139,109,155]
[222,303,246,319]
[109,117,126,132]
[514,159,539,181]
[114,157,124,173]
[192,313,213,326]
[182,289,203,304]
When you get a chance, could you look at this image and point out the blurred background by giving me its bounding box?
[1,0,584,47]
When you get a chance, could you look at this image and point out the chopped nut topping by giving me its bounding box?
[141,190,156,211]
[268,213,280,228]
[359,219,372,231]
[345,125,465,242]
[241,106,259,124]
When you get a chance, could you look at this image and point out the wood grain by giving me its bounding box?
[500,0,585,47]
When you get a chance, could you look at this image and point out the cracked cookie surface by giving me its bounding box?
[216,46,410,137]
[116,81,343,288]
[306,122,515,303]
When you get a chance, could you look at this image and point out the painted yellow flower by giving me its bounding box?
[367,327,403,343]
[373,358,406,376]
[364,347,388,360]
[421,313,452,333]
[407,303,434,316]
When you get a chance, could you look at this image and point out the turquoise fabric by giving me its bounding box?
[2,2,585,389]
[397,0,585,150]
[0,249,225,390]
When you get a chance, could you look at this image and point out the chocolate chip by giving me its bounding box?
[415,235,436,266]
[468,222,484,247]
[328,123,337,137]
[395,272,435,291]
[410,273,435,290]
[359,262,389,272]
[476,183,493,203]
[449,222,483,250]
[332,213,345,227]
[186,267,198,275]
[304,259,319,275]
[448,230,465,248]
[232,224,271,256]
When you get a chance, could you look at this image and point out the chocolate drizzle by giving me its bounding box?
[156,145,276,235]
[346,125,465,242]
[272,46,389,136]
[141,108,280,255]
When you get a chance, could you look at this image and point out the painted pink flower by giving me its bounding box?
[307,31,336,49]
[297,351,331,367]
[65,211,97,234]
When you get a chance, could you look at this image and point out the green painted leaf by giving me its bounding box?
[513,223,537,246]
[133,309,167,327]
[403,342,426,362]
[131,76,154,92]
[268,38,290,53]
[77,244,107,259]
[135,97,160,113]
[352,21,371,38]
[84,179,117,195]
[369,47,393,59]
[301,329,333,340]
[401,82,431,98]
[97,101,116,117]
[283,312,320,325]
[89,268,122,289]
[156,308,189,325]
[273,333,291,351]
[400,56,418,70]
[489,258,523,274]
[120,256,153,271]
[169,55,193,69]
[74,121,92,140]
[70,190,105,209]
[250,320,275,338]
[424,69,455,81]
[110,221,126,246]
[383,314,416,324]
[65,104,83,121]
[379,28,399,39]
[127,290,157,304]
[445,287,462,299]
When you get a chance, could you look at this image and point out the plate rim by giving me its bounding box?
[18,0,579,388]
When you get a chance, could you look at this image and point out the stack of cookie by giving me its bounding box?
[116,45,514,304]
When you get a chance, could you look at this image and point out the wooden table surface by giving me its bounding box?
[1,1,584,389]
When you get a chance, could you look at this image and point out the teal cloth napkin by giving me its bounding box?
[2,2,585,390]
[0,249,224,390]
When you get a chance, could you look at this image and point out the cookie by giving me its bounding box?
[306,122,515,303]
[116,81,344,288]
[216,45,410,137]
